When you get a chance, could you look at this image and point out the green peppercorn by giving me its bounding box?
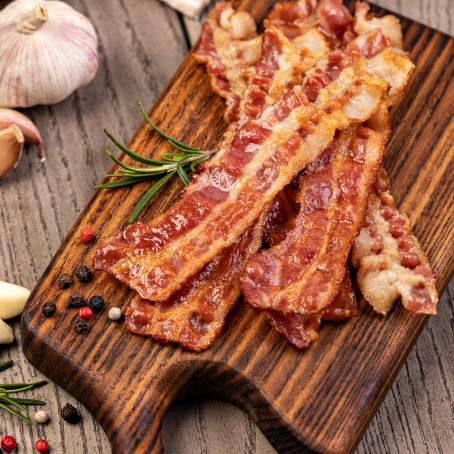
[57,273,73,289]
[67,294,85,308]
[74,265,92,283]
[60,404,81,424]
[88,295,105,312]
[74,319,89,334]
[42,303,57,318]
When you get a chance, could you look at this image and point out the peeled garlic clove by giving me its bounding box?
[0,108,45,161]
[0,1,99,108]
[0,281,31,319]
[0,319,14,344]
[0,125,24,177]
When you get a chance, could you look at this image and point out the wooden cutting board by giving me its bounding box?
[21,1,454,453]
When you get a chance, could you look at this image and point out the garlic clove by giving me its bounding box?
[0,319,15,344]
[0,281,31,319]
[0,125,25,177]
[0,108,45,161]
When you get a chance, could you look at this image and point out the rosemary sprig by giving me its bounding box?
[0,360,48,424]
[96,103,215,223]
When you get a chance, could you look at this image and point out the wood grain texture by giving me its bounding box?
[0,1,452,454]
[17,1,454,453]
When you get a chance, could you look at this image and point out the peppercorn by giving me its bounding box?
[74,265,92,283]
[67,294,85,308]
[57,273,73,289]
[80,227,95,245]
[79,307,93,320]
[1,435,17,452]
[74,319,89,334]
[35,439,50,453]
[42,302,57,318]
[108,307,123,321]
[34,410,49,424]
[88,295,105,312]
[61,403,81,424]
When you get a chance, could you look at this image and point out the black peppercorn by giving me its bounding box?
[57,273,73,289]
[74,265,92,283]
[88,295,105,312]
[61,403,81,424]
[42,303,57,318]
[74,319,89,334]
[67,294,85,308]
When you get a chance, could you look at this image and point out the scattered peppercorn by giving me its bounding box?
[79,306,93,320]
[35,439,50,453]
[74,319,89,334]
[74,265,92,283]
[34,409,49,424]
[61,403,81,424]
[67,294,85,308]
[42,302,57,318]
[1,435,17,452]
[108,307,123,321]
[57,273,73,289]
[88,295,105,312]
[80,227,95,245]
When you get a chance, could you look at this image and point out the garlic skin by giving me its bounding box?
[0,125,24,177]
[0,108,45,161]
[0,319,14,344]
[0,280,31,319]
[0,0,99,108]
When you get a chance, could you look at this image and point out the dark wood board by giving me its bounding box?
[21,1,454,453]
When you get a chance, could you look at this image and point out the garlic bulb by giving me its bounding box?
[0,125,24,177]
[0,0,99,108]
[0,319,14,344]
[0,280,31,319]
[0,108,45,160]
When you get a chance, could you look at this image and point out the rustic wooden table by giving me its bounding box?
[0,1,452,453]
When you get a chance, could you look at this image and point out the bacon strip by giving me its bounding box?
[96,35,397,303]
[125,212,267,351]
[193,2,262,122]
[241,123,386,314]
[351,171,438,315]
[266,272,358,348]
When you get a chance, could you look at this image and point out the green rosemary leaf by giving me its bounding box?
[189,156,209,173]
[176,163,190,186]
[129,172,175,223]
[0,395,27,411]
[0,402,31,425]
[9,397,46,406]
[139,102,200,153]
[106,150,174,174]
[104,130,167,166]
[0,380,47,394]
[0,360,13,372]
[96,176,149,189]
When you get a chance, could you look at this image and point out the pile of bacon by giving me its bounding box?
[94,0,439,351]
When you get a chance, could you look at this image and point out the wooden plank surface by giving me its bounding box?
[0,1,452,453]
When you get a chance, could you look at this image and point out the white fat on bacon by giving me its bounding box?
[354,2,403,49]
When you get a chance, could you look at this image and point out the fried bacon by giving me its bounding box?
[125,213,267,351]
[241,124,386,314]
[351,171,438,315]
[193,2,262,122]
[96,34,400,303]
[266,272,358,348]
